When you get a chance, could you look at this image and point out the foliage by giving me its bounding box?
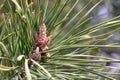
[0,0,120,80]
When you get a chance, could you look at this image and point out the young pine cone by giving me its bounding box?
[33,23,51,62]
[31,47,41,61]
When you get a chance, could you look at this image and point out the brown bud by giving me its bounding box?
[32,47,41,61]
[41,53,50,62]
[32,52,41,61]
